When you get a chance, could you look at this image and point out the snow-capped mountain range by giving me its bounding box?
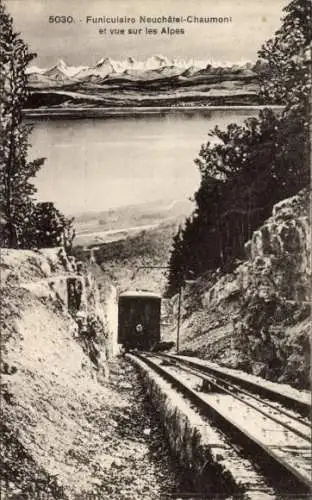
[26,55,255,84]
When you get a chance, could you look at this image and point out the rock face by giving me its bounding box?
[0,246,116,366]
[0,248,115,496]
[1,248,187,498]
[242,189,310,303]
[176,189,311,389]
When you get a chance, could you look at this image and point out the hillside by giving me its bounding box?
[25,57,261,109]
[167,189,311,389]
[0,248,185,498]
[73,213,187,340]
[72,190,311,391]
[0,248,114,497]
[74,217,182,296]
[74,198,193,247]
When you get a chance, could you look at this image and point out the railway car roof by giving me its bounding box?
[119,290,161,299]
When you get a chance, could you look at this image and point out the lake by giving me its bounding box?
[28,108,262,215]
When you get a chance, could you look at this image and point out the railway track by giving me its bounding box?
[133,352,312,496]
[169,354,311,417]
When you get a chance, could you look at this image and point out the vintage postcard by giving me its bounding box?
[1,0,311,498]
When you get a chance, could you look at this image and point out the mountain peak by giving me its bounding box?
[95,57,112,67]
[56,59,68,69]
[154,54,169,61]
[42,59,87,79]
[148,54,170,65]
[28,56,256,83]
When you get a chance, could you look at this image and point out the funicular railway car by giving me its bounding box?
[118,291,161,350]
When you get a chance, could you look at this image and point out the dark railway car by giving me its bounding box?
[118,291,161,350]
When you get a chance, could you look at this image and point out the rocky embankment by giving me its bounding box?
[0,248,108,496]
[171,189,311,389]
[0,247,191,498]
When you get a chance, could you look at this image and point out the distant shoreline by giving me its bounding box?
[23,105,284,119]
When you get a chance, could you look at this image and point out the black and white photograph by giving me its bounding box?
[0,0,311,498]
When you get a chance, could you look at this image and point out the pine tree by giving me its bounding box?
[0,3,45,247]
[258,0,311,188]
[21,202,75,251]
[258,0,311,106]
[166,227,185,296]
[166,0,311,295]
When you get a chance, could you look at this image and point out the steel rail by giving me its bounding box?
[133,352,312,493]
[157,356,310,443]
[161,353,311,417]
[215,376,310,428]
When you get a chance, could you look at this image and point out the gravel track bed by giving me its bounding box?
[93,357,193,499]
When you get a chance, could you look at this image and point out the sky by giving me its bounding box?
[6,0,288,67]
